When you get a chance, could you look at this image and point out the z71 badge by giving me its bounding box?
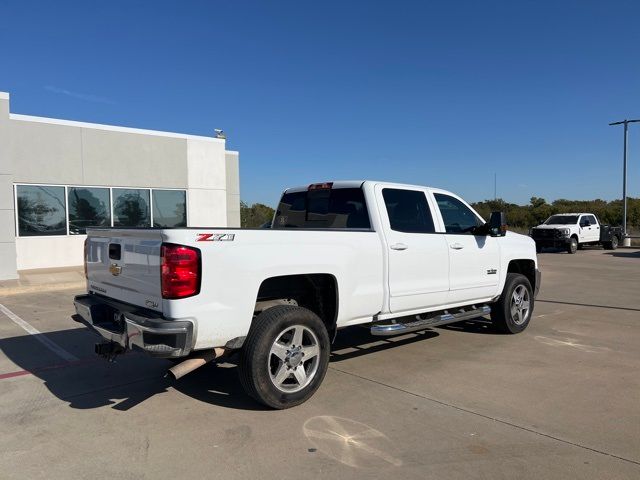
[196,233,235,242]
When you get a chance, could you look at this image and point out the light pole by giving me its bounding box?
[609,118,640,245]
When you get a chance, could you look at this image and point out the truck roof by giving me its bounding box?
[551,213,591,216]
[283,180,452,194]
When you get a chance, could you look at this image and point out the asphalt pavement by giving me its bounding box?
[0,248,638,479]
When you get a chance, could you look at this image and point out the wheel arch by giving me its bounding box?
[255,273,339,340]
[506,259,536,293]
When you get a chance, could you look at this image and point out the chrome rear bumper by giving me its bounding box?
[73,294,193,358]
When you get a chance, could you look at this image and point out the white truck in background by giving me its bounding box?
[74,181,541,409]
[530,213,624,254]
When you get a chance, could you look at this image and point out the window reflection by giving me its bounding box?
[153,190,186,227]
[16,185,67,236]
[113,188,150,227]
[68,187,110,234]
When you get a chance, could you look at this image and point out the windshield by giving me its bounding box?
[544,215,578,225]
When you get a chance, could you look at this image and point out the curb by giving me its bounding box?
[0,281,85,297]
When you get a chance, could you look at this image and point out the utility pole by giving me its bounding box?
[494,172,497,201]
[609,118,639,246]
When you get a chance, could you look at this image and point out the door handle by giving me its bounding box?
[390,243,408,251]
[450,243,464,250]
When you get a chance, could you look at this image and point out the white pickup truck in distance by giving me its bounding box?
[74,181,541,409]
[530,213,623,254]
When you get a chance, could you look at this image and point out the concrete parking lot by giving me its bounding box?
[1,249,639,479]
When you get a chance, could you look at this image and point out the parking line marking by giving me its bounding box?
[0,302,78,362]
[329,366,640,466]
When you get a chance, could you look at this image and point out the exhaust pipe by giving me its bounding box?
[167,348,225,380]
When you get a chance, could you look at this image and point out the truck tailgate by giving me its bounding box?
[86,229,163,311]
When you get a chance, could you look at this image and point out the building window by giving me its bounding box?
[113,188,151,227]
[68,187,111,234]
[152,190,187,227]
[16,185,67,236]
[14,184,187,236]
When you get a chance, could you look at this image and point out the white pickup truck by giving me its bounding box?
[530,213,623,254]
[74,181,541,408]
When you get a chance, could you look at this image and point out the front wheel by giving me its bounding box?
[238,305,330,409]
[490,273,534,334]
[567,237,578,254]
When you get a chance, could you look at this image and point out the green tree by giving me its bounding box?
[240,201,275,228]
[470,196,640,231]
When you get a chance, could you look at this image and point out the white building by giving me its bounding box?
[0,91,240,280]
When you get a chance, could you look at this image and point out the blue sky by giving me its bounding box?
[1,0,639,206]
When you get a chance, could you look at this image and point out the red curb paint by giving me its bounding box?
[0,357,100,381]
[0,370,31,380]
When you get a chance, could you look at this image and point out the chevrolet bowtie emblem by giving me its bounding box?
[109,263,122,276]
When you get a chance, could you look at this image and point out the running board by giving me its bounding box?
[370,305,491,336]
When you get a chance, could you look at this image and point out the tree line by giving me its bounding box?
[241,197,640,231]
[471,197,640,230]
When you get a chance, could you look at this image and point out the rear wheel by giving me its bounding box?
[490,273,534,334]
[567,237,578,254]
[238,305,330,409]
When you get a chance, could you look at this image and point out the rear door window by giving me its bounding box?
[382,188,435,233]
[273,187,371,229]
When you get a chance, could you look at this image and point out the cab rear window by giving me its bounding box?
[273,188,371,229]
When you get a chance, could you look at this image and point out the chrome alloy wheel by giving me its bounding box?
[510,284,531,325]
[268,325,321,393]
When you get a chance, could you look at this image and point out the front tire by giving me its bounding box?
[238,305,330,409]
[490,273,534,334]
[567,237,578,254]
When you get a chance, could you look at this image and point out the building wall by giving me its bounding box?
[0,92,240,277]
[225,151,241,227]
[0,93,17,280]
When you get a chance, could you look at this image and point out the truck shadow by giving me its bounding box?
[604,250,640,258]
[438,318,501,334]
[0,317,484,412]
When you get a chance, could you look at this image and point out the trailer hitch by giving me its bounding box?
[95,341,125,362]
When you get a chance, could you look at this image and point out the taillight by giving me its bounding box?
[83,238,88,278]
[161,243,201,299]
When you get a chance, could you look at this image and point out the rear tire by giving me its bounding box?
[238,305,330,409]
[490,273,534,334]
[567,237,578,254]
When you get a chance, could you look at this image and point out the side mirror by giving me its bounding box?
[488,211,507,237]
